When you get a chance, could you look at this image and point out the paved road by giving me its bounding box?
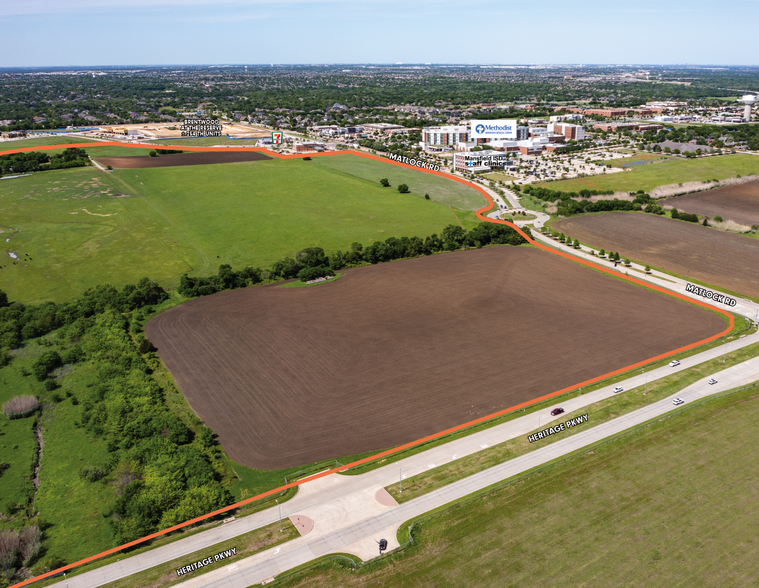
[174,353,759,587]
[48,323,759,588]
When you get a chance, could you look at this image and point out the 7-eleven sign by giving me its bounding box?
[271,131,283,145]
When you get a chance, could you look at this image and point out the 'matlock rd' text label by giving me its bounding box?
[685,283,737,306]
[176,547,237,577]
[528,413,588,443]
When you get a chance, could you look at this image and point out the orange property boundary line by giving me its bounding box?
[7,142,734,588]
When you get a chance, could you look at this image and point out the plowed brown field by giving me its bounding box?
[97,151,270,169]
[662,180,759,227]
[554,212,759,298]
[146,246,725,469]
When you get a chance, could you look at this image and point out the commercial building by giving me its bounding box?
[583,108,630,117]
[363,123,405,133]
[549,114,584,122]
[294,141,326,152]
[421,125,470,147]
[547,123,585,140]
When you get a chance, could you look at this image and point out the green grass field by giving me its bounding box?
[0,136,94,152]
[607,152,677,168]
[538,153,759,193]
[310,154,487,211]
[277,383,759,587]
[1,153,481,304]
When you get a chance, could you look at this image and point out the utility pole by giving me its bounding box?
[275,499,282,532]
[400,468,405,493]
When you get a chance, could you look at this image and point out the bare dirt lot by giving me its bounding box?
[554,212,759,298]
[661,180,759,227]
[146,246,725,469]
[96,151,270,169]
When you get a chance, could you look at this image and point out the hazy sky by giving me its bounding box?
[1,0,757,67]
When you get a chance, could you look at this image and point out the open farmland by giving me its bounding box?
[553,212,759,298]
[145,246,725,470]
[537,154,759,193]
[0,153,476,304]
[96,150,270,168]
[661,179,759,227]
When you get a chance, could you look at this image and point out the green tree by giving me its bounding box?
[0,289,7,308]
[32,350,62,382]
[397,183,410,193]
[149,150,157,157]
[379,178,390,187]
[441,225,467,245]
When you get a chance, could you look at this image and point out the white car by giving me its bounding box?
[673,398,685,406]
[613,386,624,393]
[669,360,680,367]
[708,378,718,385]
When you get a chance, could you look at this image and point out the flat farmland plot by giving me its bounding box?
[554,212,759,298]
[662,179,759,227]
[146,246,725,469]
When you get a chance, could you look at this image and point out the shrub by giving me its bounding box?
[379,178,389,187]
[714,215,723,222]
[298,266,335,282]
[149,150,157,157]
[32,350,62,381]
[0,529,20,574]
[20,525,41,567]
[397,183,410,194]
[43,379,59,391]
[78,465,106,483]
[424,194,430,200]
[2,396,39,420]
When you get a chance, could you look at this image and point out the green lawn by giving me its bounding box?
[0,136,94,152]
[310,154,487,211]
[276,383,759,587]
[607,152,677,168]
[538,153,759,193]
[1,154,479,304]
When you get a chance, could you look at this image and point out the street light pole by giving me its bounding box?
[400,468,405,493]
[276,499,282,532]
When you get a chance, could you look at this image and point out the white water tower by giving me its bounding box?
[738,94,757,121]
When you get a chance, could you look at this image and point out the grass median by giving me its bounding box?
[99,520,299,588]
[385,337,759,504]
[273,381,759,587]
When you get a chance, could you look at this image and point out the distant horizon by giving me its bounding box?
[2,63,758,70]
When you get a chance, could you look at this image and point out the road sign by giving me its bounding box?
[272,131,283,145]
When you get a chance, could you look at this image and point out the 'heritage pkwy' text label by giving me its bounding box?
[528,413,588,443]
[176,547,237,577]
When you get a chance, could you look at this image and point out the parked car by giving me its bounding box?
[669,360,680,367]
[550,408,565,416]
[708,378,718,385]
[673,398,685,405]
[613,386,624,393]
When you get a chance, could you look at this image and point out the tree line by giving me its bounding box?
[0,277,234,577]
[178,222,530,299]
[0,148,89,176]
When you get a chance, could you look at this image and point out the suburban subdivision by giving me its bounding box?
[2,13,759,587]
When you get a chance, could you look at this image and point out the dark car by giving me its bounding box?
[379,539,388,552]
[550,408,565,416]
